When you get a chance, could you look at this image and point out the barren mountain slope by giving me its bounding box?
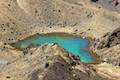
[0,0,120,80]
[1,0,120,44]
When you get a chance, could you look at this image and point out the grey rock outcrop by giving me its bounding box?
[94,27,120,49]
[91,0,120,13]
[94,27,120,66]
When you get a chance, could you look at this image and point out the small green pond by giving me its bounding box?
[10,33,100,63]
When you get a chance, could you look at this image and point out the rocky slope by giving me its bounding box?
[93,27,120,66]
[0,44,108,80]
[0,0,120,80]
[1,0,120,45]
[94,27,120,49]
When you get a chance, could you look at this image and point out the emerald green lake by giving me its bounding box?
[10,33,99,63]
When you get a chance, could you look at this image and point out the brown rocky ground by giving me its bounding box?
[0,0,120,80]
[1,0,120,44]
[0,44,109,80]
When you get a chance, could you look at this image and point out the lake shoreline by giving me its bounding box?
[9,32,101,64]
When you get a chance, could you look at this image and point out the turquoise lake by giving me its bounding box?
[10,33,99,63]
